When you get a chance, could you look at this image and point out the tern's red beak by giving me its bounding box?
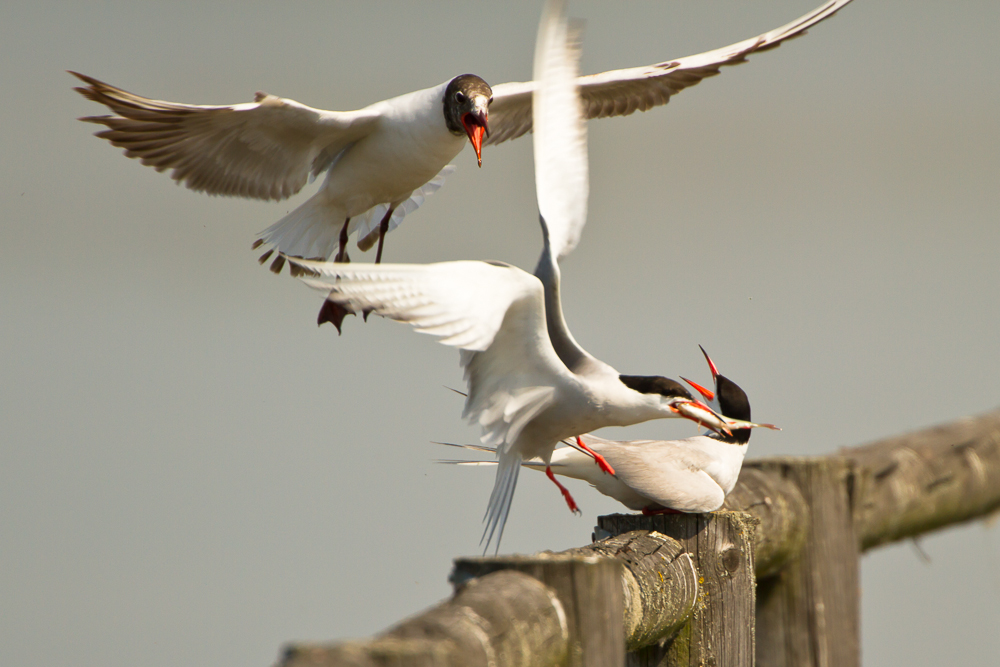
[681,376,715,402]
[462,111,488,167]
[698,344,719,381]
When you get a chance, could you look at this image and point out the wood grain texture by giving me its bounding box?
[752,458,860,667]
[281,569,568,667]
[723,466,809,578]
[599,511,757,667]
[563,531,699,651]
[453,553,625,667]
[846,406,1000,551]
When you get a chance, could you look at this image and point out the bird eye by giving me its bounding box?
[488,96,494,105]
[455,92,467,104]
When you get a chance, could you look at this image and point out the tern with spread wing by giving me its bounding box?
[72,0,852,269]
[285,0,730,553]
[445,346,779,515]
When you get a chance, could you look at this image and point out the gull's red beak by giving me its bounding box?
[462,110,488,167]
[681,376,715,402]
[699,344,719,381]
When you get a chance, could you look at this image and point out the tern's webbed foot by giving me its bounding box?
[546,466,581,515]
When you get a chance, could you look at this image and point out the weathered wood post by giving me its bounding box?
[452,553,626,667]
[599,511,757,667]
[748,458,861,667]
[276,408,1000,667]
[282,569,571,667]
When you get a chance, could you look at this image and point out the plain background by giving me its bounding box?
[2,0,999,664]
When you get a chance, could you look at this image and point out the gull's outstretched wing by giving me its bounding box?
[487,0,853,145]
[71,71,381,201]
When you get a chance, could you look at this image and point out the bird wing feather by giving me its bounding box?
[71,71,381,201]
[532,0,588,261]
[579,435,728,512]
[488,0,852,145]
[290,258,571,554]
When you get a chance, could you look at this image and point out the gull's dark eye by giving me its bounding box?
[455,91,467,104]
[488,96,494,105]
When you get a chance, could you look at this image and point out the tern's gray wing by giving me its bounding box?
[580,435,728,512]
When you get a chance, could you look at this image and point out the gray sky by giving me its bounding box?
[3,1,999,665]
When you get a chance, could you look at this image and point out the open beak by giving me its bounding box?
[698,345,719,381]
[681,376,715,402]
[461,110,489,167]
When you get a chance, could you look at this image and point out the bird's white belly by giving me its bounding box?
[513,391,608,462]
[321,124,466,217]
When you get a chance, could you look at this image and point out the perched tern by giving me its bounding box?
[285,0,728,553]
[444,346,780,515]
[72,0,852,269]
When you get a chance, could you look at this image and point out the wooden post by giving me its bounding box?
[722,467,809,578]
[563,531,699,650]
[452,553,626,667]
[599,511,757,667]
[751,458,860,667]
[282,569,569,667]
[846,407,1000,550]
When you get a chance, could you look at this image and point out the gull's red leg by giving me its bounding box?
[575,436,615,476]
[546,466,581,515]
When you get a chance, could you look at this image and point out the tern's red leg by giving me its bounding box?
[335,217,350,263]
[642,506,683,516]
[575,436,615,476]
[546,466,581,515]
[374,206,395,264]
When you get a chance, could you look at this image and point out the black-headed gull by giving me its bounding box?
[72,0,852,269]
[285,0,731,553]
[444,346,780,515]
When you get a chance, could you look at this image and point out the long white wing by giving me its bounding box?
[290,258,569,554]
[576,435,728,512]
[291,259,538,351]
[440,437,727,513]
[292,259,566,445]
[487,0,853,145]
[71,71,381,201]
[290,258,569,445]
[532,0,588,261]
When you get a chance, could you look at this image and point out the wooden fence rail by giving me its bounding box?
[279,406,1000,667]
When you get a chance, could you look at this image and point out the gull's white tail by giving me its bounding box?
[256,165,455,260]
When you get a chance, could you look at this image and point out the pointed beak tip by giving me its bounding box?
[698,345,720,379]
[462,111,488,166]
[681,376,715,402]
[467,124,485,166]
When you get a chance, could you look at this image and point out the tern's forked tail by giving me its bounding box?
[481,452,522,555]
